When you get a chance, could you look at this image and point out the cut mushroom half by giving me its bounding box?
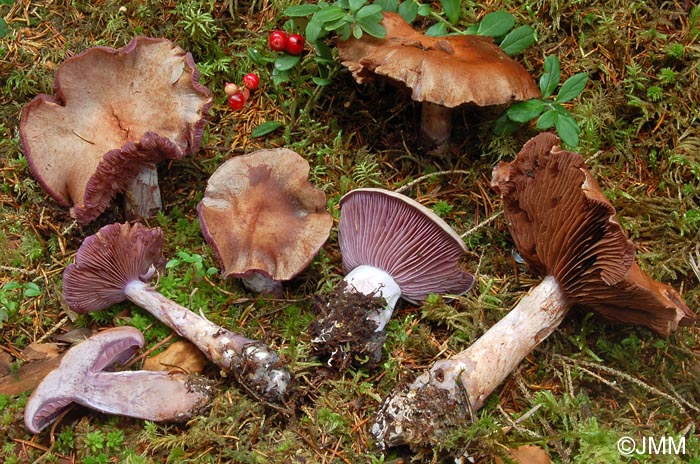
[62,222,292,402]
[19,36,212,225]
[371,133,696,449]
[197,148,333,296]
[24,326,213,433]
[338,12,539,151]
[311,188,474,368]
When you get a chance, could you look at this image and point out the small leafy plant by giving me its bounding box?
[495,55,589,147]
[280,1,535,86]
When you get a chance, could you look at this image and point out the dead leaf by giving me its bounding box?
[21,343,60,361]
[143,340,207,374]
[495,445,551,464]
[0,355,63,395]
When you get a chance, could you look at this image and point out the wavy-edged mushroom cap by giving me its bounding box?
[491,133,696,336]
[19,36,212,225]
[24,326,213,433]
[339,188,474,303]
[338,12,540,109]
[197,148,333,284]
[63,222,164,313]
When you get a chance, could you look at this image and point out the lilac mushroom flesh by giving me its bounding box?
[24,326,213,433]
[62,222,291,401]
[311,188,474,366]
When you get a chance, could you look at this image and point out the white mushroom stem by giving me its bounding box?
[125,164,162,220]
[420,102,453,147]
[123,280,291,400]
[344,264,402,332]
[241,272,284,296]
[372,275,570,448]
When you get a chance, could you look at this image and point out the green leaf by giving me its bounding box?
[536,109,558,129]
[539,55,561,98]
[356,4,383,19]
[555,72,589,103]
[251,121,283,138]
[426,21,448,36]
[358,17,387,38]
[325,16,352,31]
[24,282,42,298]
[284,4,320,17]
[398,1,419,23]
[274,54,302,71]
[417,4,431,16]
[476,11,515,37]
[499,25,535,55]
[349,0,366,13]
[337,23,352,40]
[440,0,460,24]
[492,112,521,135]
[507,99,545,123]
[374,0,398,12]
[352,23,362,39]
[306,19,324,43]
[554,112,581,146]
[314,6,347,23]
[247,48,271,65]
[312,77,333,86]
[0,18,8,39]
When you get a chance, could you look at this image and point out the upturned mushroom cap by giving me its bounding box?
[338,12,540,108]
[24,326,213,433]
[63,222,164,313]
[197,148,333,283]
[491,133,696,336]
[338,188,474,303]
[19,36,212,225]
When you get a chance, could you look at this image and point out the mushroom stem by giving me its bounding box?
[344,264,402,332]
[241,271,284,297]
[372,275,570,448]
[125,164,162,220]
[78,370,211,423]
[420,102,453,147]
[123,280,291,400]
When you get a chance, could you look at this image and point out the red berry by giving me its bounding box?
[268,31,288,52]
[285,33,305,55]
[224,82,239,96]
[227,92,246,110]
[243,73,260,91]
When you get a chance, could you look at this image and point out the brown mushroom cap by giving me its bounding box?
[197,148,333,282]
[338,12,540,108]
[19,36,212,225]
[492,133,696,336]
[339,188,474,303]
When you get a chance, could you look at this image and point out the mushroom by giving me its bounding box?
[371,133,696,449]
[311,188,474,367]
[19,36,212,225]
[62,222,292,401]
[197,148,333,295]
[24,326,213,433]
[338,12,539,150]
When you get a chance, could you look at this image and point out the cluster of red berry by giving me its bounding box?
[226,31,306,111]
[268,30,305,55]
[225,73,259,110]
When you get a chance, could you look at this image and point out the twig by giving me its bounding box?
[461,210,503,239]
[553,354,695,413]
[35,316,68,344]
[394,170,472,194]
